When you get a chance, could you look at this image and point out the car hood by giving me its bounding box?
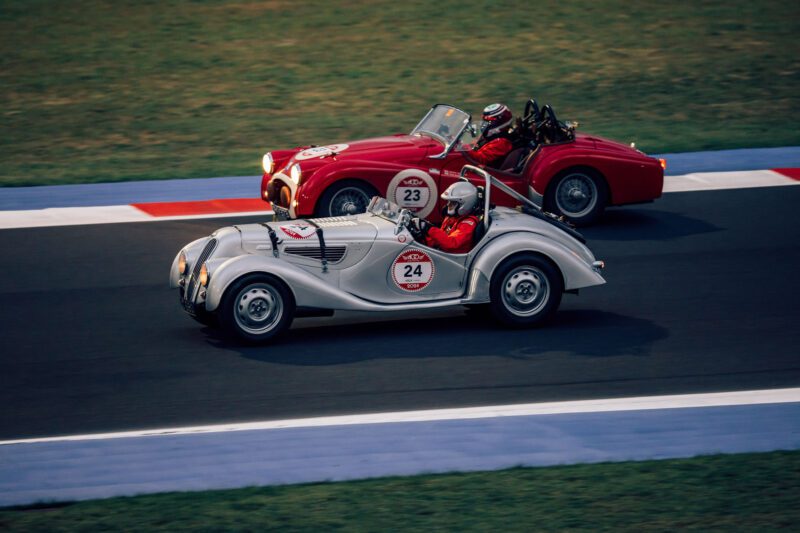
[236,217,379,254]
[286,135,438,168]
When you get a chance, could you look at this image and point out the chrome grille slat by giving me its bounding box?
[284,245,346,263]
[183,238,217,308]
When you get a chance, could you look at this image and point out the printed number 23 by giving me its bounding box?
[404,264,423,277]
[403,189,421,202]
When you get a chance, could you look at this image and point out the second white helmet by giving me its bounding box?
[441,181,478,216]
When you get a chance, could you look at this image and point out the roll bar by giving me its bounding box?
[459,164,542,233]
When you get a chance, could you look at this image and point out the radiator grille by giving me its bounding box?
[183,238,217,309]
[284,245,346,263]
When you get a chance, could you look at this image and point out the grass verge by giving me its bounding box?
[1,0,799,186]
[2,450,799,531]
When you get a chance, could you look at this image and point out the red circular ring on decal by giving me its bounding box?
[391,248,435,292]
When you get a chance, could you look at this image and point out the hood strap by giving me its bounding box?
[306,219,328,273]
[261,222,282,257]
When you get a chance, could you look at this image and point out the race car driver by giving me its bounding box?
[469,103,516,168]
[409,181,480,254]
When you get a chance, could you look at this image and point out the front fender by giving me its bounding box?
[467,232,605,301]
[169,236,212,289]
[296,160,422,216]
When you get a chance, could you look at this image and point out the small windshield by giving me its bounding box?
[411,105,471,156]
[367,196,402,222]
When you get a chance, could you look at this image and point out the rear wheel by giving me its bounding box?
[317,180,378,217]
[219,274,295,343]
[545,169,607,226]
[489,254,563,327]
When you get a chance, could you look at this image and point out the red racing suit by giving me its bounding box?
[469,137,514,167]
[425,214,480,253]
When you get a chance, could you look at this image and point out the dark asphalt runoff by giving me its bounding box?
[1,187,799,440]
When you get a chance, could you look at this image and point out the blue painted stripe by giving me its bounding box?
[655,146,800,175]
[0,176,261,210]
[1,402,798,506]
[1,147,799,211]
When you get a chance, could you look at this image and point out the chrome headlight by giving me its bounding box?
[262,152,274,174]
[178,251,188,275]
[290,163,302,184]
[199,263,209,287]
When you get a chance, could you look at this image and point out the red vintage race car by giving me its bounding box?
[261,100,664,225]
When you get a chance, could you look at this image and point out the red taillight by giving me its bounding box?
[659,158,667,170]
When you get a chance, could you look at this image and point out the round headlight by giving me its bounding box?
[199,263,209,287]
[178,251,188,275]
[290,163,302,184]
[262,152,274,174]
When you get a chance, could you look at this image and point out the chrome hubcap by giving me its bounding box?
[502,267,550,317]
[329,188,370,216]
[234,284,283,335]
[556,174,597,218]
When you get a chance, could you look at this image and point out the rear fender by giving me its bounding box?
[467,232,605,301]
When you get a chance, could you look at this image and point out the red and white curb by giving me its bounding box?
[0,169,797,230]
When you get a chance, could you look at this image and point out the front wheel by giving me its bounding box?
[489,254,563,327]
[219,275,295,343]
[316,180,378,217]
[545,170,607,226]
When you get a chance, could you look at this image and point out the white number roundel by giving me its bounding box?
[294,144,349,161]
[386,169,438,219]
[391,249,435,292]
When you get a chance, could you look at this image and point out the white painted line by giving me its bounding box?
[663,169,798,193]
[3,387,799,446]
[1,170,798,230]
[0,205,150,229]
[0,207,272,229]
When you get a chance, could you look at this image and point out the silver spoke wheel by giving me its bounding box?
[233,283,284,335]
[555,173,598,218]
[328,187,370,216]
[501,267,550,317]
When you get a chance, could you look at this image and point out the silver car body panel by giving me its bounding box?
[172,166,606,316]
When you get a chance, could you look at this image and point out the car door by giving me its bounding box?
[337,227,469,304]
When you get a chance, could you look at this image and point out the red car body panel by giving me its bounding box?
[262,121,663,222]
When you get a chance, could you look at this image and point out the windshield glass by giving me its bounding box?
[411,105,471,155]
[367,196,402,222]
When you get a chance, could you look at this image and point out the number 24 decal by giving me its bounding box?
[403,264,423,277]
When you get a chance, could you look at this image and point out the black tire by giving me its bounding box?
[489,253,563,327]
[544,168,608,226]
[316,180,378,217]
[219,274,295,344]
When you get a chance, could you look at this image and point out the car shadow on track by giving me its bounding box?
[585,208,721,241]
[203,309,669,366]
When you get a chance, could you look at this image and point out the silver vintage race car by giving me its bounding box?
[171,165,606,343]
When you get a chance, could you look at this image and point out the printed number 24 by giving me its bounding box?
[403,189,421,202]
[404,264,423,277]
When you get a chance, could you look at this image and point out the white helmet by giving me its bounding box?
[441,181,478,216]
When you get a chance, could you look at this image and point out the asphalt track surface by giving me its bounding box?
[2,186,799,440]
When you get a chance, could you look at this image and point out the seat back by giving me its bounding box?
[499,147,527,172]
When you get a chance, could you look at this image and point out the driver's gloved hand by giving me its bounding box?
[411,218,431,238]
[418,219,431,236]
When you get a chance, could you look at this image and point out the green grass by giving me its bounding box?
[2,451,799,531]
[1,0,799,186]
